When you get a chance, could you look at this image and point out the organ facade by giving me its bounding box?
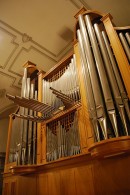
[2,8,130,195]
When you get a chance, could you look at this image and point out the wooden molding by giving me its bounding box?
[42,51,73,80]
[8,152,91,175]
[88,136,130,158]
[74,6,87,19]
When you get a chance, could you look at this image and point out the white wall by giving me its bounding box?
[0,118,9,152]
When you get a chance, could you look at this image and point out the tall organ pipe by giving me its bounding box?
[94,23,129,137]
[84,15,119,137]
[77,29,100,141]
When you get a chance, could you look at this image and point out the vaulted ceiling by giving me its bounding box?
[0,0,130,118]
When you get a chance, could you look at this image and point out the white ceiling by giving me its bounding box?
[0,0,130,118]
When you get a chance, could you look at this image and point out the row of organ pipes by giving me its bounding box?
[42,55,81,161]
[42,55,81,115]
[118,30,130,62]
[77,14,130,141]
[8,68,38,165]
[7,11,130,165]
[46,112,80,162]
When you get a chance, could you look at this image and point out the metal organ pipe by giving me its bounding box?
[102,31,130,121]
[14,68,38,165]
[42,56,81,113]
[125,32,130,46]
[78,14,109,140]
[46,111,80,162]
[119,32,130,62]
[94,23,129,137]
[84,15,120,138]
[42,57,81,162]
[77,29,100,142]
[77,14,130,140]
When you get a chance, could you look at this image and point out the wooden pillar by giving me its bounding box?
[102,14,130,99]
[4,115,13,165]
[41,123,46,164]
[74,43,94,152]
[37,71,43,164]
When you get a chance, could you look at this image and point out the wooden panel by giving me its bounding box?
[3,154,130,195]
[60,168,76,195]
[5,116,13,165]
[17,176,37,195]
[37,174,48,195]
[48,171,61,195]
[2,182,9,195]
[2,177,17,195]
[92,155,130,194]
[75,165,95,195]
[10,181,17,195]
[41,124,47,164]
[77,108,88,152]
[74,43,94,150]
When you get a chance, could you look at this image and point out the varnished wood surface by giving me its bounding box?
[114,26,130,31]
[2,175,37,195]
[42,51,73,80]
[92,155,130,195]
[37,71,43,164]
[3,154,130,195]
[74,43,94,151]
[4,116,13,165]
[8,152,91,175]
[43,103,81,124]
[88,136,130,158]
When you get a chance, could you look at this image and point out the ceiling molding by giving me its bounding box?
[0,19,73,61]
[8,45,57,77]
[69,0,81,9]
[0,103,18,116]
[78,0,90,9]
[31,39,57,58]
[0,26,19,69]
[68,0,91,10]
[0,20,23,36]
[0,71,20,90]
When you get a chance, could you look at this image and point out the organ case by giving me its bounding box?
[2,8,130,195]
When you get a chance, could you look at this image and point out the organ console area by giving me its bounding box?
[2,8,130,195]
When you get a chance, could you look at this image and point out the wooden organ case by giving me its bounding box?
[2,8,130,195]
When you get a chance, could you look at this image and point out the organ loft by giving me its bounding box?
[2,7,130,195]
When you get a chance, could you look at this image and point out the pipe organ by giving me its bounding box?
[2,8,130,195]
